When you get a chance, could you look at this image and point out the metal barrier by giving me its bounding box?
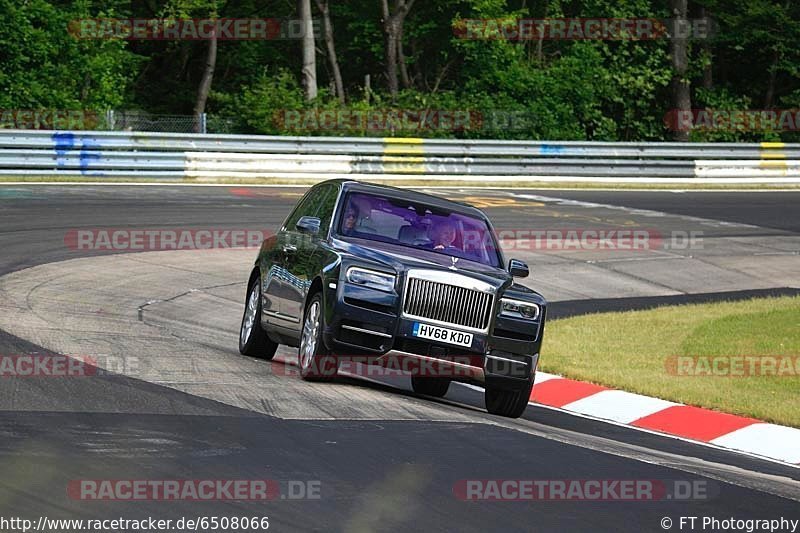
[0,129,798,183]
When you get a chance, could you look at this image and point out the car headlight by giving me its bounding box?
[500,298,540,320]
[346,267,396,293]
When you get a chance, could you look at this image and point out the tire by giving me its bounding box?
[411,376,451,398]
[485,380,533,418]
[298,293,338,381]
[239,275,279,359]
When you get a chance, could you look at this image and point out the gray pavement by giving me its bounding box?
[0,185,798,532]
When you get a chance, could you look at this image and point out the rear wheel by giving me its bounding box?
[411,377,451,398]
[239,275,279,359]
[299,293,338,381]
[485,381,533,418]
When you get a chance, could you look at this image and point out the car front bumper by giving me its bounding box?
[322,280,544,388]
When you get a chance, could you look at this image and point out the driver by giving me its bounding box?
[431,221,459,251]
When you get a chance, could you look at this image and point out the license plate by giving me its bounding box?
[412,322,473,348]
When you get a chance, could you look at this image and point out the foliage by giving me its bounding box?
[1,0,799,141]
[0,0,143,109]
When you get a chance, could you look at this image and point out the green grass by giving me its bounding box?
[542,296,800,427]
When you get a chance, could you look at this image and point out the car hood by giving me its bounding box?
[333,237,512,290]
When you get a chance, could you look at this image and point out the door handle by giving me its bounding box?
[283,244,298,254]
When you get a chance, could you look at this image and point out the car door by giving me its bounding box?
[259,231,284,324]
[264,187,323,328]
[282,183,340,331]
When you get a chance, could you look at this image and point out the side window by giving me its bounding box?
[283,186,324,231]
[315,184,339,234]
[282,184,339,234]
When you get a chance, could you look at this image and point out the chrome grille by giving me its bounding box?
[403,277,494,331]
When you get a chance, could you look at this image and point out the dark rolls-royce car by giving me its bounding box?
[239,179,546,418]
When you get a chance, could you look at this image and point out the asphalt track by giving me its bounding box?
[0,185,798,533]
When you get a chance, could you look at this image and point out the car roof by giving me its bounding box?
[316,179,487,218]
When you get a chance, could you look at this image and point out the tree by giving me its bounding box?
[299,0,318,100]
[161,0,222,131]
[314,0,345,103]
[669,0,691,141]
[8,0,800,142]
[0,0,142,112]
[193,27,217,131]
[696,0,800,112]
[380,0,415,101]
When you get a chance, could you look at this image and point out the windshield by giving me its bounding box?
[336,192,502,267]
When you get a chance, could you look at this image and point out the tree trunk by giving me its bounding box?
[382,5,400,100]
[193,26,217,133]
[300,0,318,101]
[669,0,690,141]
[314,0,345,103]
[381,0,415,101]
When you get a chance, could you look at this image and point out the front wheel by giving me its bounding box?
[299,293,338,381]
[239,276,279,359]
[485,381,533,418]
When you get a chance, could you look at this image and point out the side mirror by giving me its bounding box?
[508,258,529,278]
[296,216,321,235]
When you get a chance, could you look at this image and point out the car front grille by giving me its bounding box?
[403,276,494,331]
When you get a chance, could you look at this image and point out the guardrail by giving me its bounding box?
[0,129,799,183]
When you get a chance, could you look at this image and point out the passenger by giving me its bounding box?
[351,196,376,233]
[341,205,359,235]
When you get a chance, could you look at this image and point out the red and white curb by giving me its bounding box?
[529,372,800,466]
